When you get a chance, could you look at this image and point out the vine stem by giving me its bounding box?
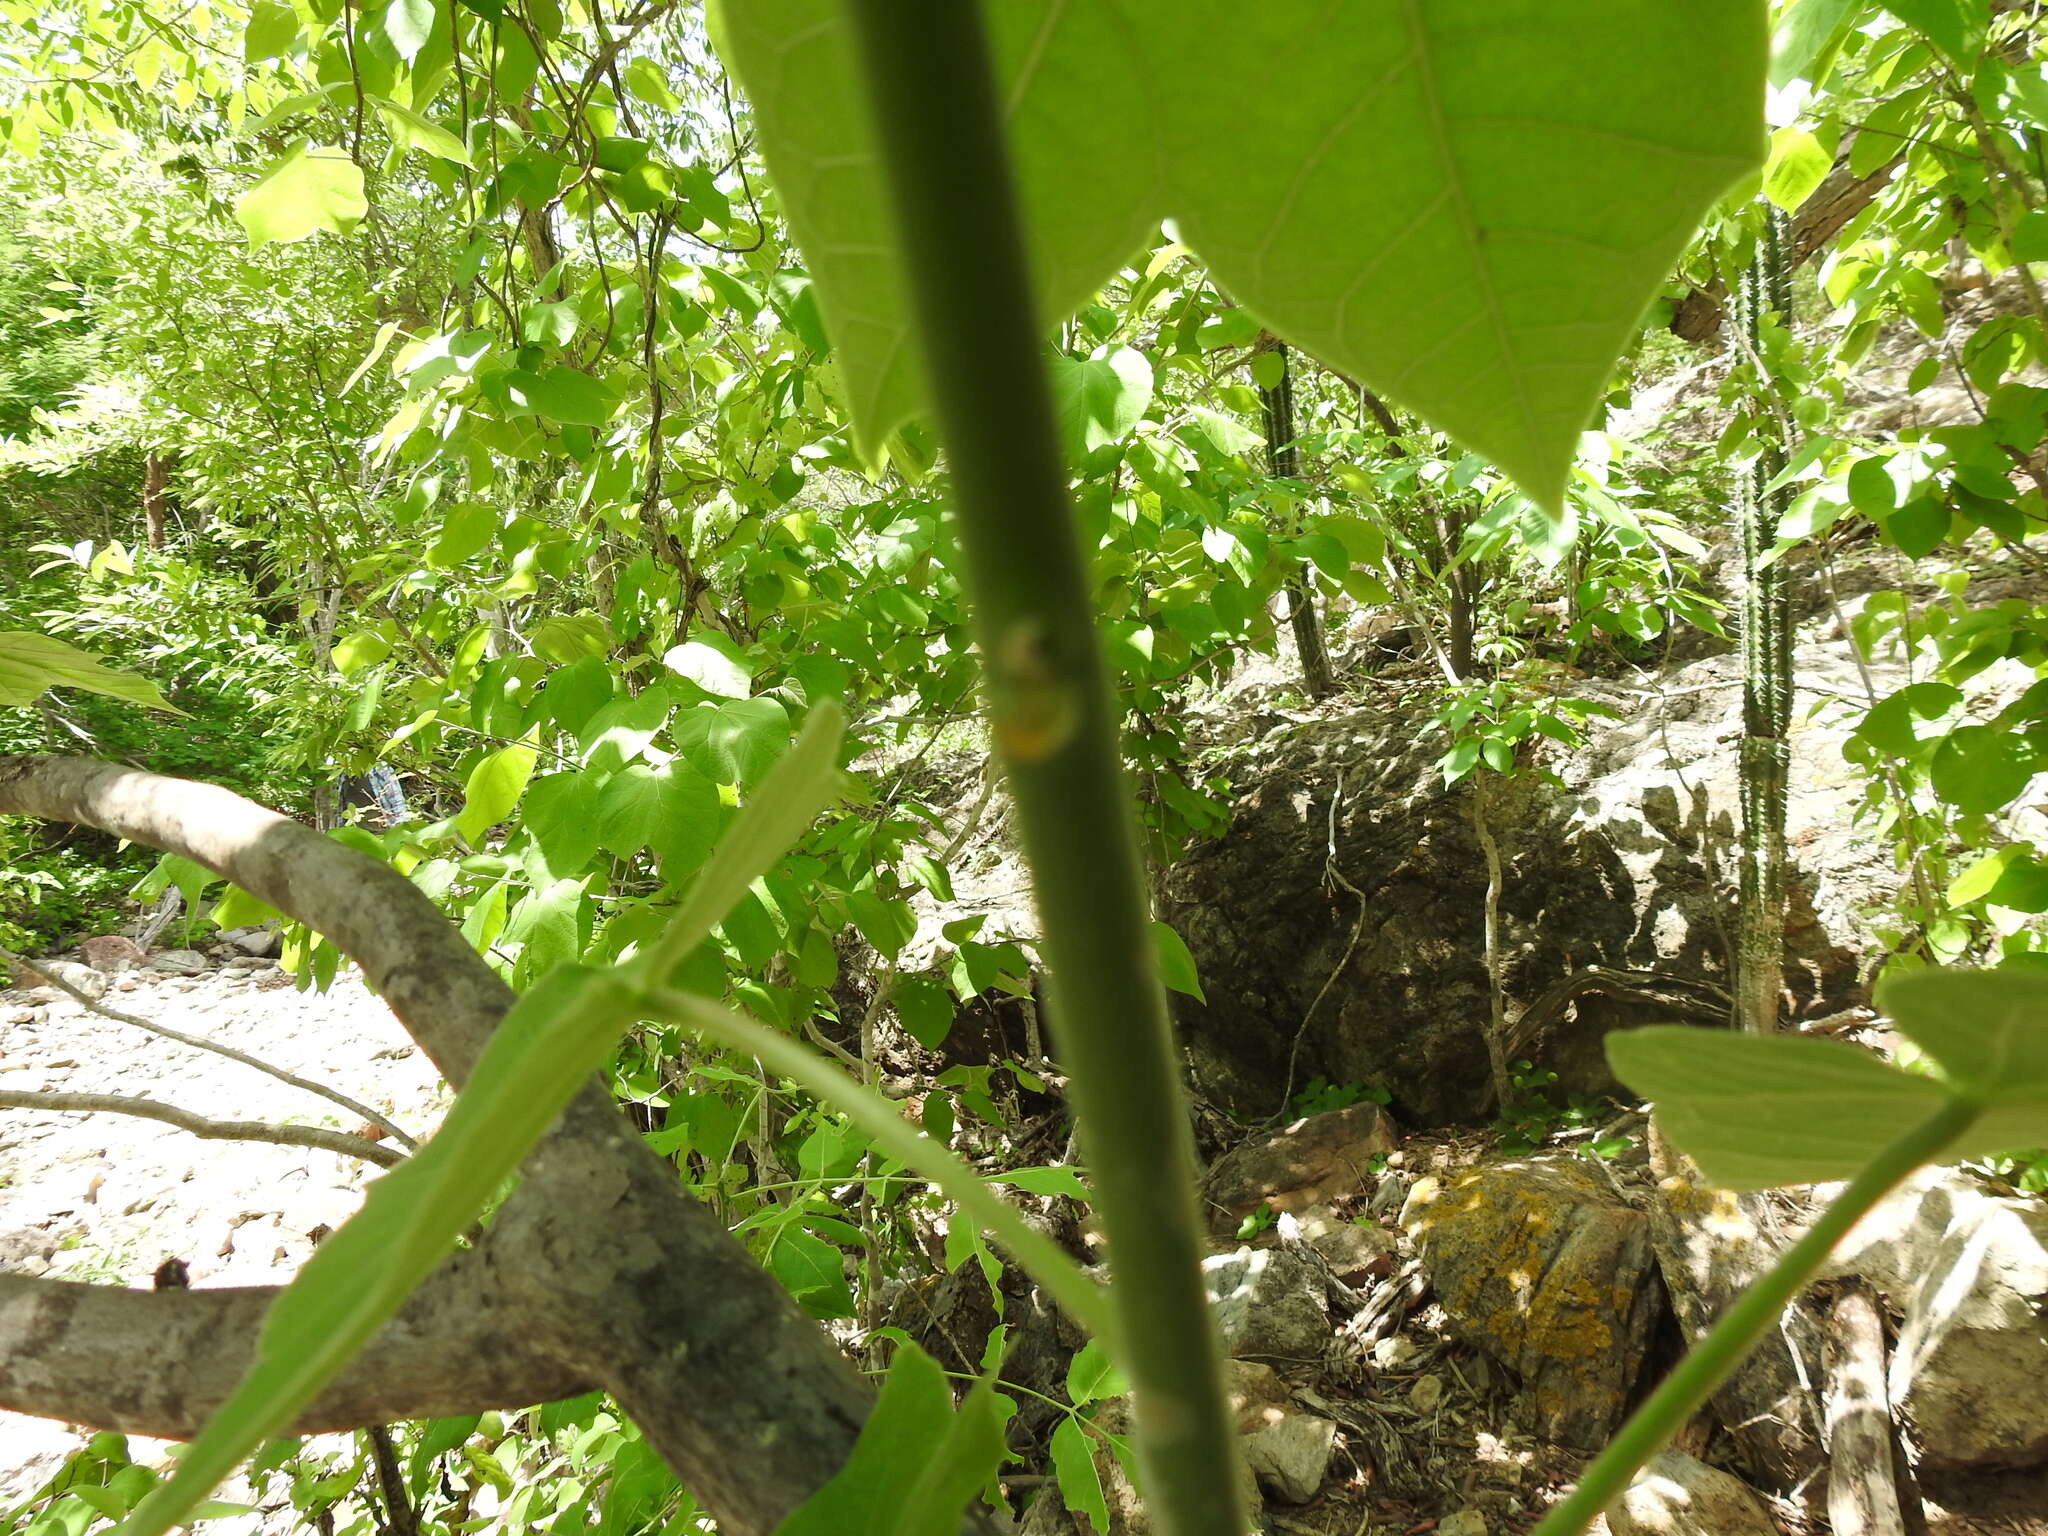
[1530,1096,1979,1536]
[839,5,1246,1533]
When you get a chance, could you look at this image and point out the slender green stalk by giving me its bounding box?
[839,6,1246,1534]
[651,987,1115,1345]
[1530,1096,1979,1536]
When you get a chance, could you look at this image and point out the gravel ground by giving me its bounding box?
[0,952,446,1513]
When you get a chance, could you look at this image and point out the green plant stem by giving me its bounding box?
[652,988,1115,1345]
[1530,1095,1980,1536]
[839,6,1245,1535]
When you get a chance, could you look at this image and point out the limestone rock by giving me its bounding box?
[1241,1410,1334,1504]
[24,959,107,1000]
[1891,1195,2048,1470]
[1821,1163,1991,1299]
[224,925,283,959]
[148,949,209,976]
[1646,1137,1824,1491]
[1278,1204,1399,1283]
[1606,1450,1776,1536]
[1203,1103,1398,1234]
[1402,1158,1661,1449]
[78,935,145,973]
[1202,1247,1329,1366]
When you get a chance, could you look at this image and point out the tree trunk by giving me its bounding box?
[1735,209,1795,1035]
[1257,344,1335,699]
[1469,771,1514,1108]
[141,454,170,550]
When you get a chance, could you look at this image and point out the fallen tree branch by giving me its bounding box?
[0,1089,405,1168]
[0,753,933,1536]
[1823,1280,1908,1536]
[0,1262,589,1437]
[0,945,417,1151]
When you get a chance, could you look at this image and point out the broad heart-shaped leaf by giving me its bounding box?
[772,1341,1009,1536]
[234,142,367,245]
[454,740,538,844]
[1606,1027,1955,1190]
[1879,966,2048,1108]
[1050,345,1154,459]
[0,631,185,714]
[711,0,1765,509]
[117,964,639,1536]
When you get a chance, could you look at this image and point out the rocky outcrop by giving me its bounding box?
[1161,643,1891,1123]
[1889,1196,2048,1470]
[1401,1158,1663,1449]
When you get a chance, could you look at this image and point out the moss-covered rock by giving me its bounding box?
[1401,1156,1662,1448]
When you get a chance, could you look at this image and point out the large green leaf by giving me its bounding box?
[1050,346,1154,459]
[0,631,185,714]
[1883,0,1986,66]
[1771,0,1862,87]
[234,142,367,245]
[711,0,1765,508]
[1606,1027,1952,1189]
[1879,966,2048,1107]
[772,1342,1009,1536]
[118,964,638,1536]
[454,741,539,844]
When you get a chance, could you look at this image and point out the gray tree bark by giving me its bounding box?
[0,753,1009,1536]
[1256,344,1335,700]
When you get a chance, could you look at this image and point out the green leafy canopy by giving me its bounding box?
[712,0,1766,509]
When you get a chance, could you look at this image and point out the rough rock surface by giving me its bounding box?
[1891,1196,2048,1470]
[1402,1158,1662,1449]
[1278,1204,1399,1284]
[1161,642,1893,1122]
[1647,1139,1825,1491]
[77,936,145,974]
[146,948,209,976]
[1202,1247,1329,1367]
[1824,1165,1994,1298]
[1224,1359,1335,1504]
[13,958,109,1001]
[1202,1102,1398,1234]
[1606,1450,1777,1536]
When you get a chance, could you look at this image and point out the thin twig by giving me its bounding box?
[0,1089,405,1167]
[1279,769,1372,1117]
[2,947,417,1150]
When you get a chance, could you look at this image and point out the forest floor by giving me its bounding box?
[0,956,444,1515]
[2,943,2046,1535]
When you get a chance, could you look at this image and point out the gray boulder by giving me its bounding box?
[1890,1195,2048,1469]
[1606,1450,1776,1536]
[1202,1247,1329,1367]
